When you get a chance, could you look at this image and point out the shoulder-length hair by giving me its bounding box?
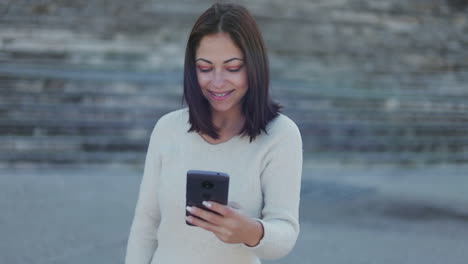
[183,3,281,142]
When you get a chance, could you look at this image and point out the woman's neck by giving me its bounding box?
[212,108,245,135]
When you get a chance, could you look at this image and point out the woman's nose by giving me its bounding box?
[211,71,225,89]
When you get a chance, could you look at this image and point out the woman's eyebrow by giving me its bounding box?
[195,58,212,64]
[223,58,243,63]
[195,57,244,64]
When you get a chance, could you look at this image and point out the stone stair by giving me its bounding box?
[1,0,468,166]
[272,79,468,164]
[0,71,182,165]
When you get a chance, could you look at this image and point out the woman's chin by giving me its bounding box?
[209,102,238,114]
[211,105,232,113]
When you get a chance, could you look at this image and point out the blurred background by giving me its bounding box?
[1,0,467,263]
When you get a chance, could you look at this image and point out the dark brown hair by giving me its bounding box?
[183,3,281,142]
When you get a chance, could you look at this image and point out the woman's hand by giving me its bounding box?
[186,201,264,246]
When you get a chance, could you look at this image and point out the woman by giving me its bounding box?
[125,3,302,264]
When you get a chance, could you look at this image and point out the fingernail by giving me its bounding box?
[186,206,193,212]
[202,201,212,208]
[186,216,192,223]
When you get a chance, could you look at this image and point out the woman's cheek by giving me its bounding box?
[197,74,210,87]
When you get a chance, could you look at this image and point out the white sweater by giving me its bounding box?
[125,108,303,264]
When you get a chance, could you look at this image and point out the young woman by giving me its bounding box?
[125,3,303,264]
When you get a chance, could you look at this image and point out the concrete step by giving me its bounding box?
[0,63,182,83]
[0,84,182,97]
[0,150,144,165]
[0,135,147,153]
[310,151,468,164]
[0,123,149,137]
[0,96,182,110]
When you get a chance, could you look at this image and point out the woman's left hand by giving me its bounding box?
[186,201,264,246]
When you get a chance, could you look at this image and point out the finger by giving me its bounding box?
[186,215,225,235]
[187,206,224,225]
[203,201,233,217]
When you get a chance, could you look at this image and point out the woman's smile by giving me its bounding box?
[208,90,235,100]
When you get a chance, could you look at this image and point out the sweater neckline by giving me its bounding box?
[196,132,241,148]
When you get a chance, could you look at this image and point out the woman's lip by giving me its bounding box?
[209,90,234,94]
[208,90,234,100]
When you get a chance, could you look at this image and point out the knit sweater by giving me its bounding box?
[125,108,303,264]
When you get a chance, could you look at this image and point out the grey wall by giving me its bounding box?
[1,0,467,167]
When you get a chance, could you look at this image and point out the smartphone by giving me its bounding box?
[186,170,230,226]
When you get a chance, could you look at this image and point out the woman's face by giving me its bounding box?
[195,33,248,116]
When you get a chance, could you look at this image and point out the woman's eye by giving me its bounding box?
[227,66,243,72]
[198,67,212,72]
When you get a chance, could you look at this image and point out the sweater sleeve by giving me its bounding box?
[125,119,165,264]
[244,119,303,259]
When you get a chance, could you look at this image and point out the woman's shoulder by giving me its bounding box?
[158,108,189,124]
[152,108,189,134]
[253,113,302,152]
[265,113,301,137]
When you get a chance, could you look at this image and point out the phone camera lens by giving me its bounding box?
[202,181,214,189]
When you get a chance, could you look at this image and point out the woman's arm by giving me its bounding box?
[244,119,303,259]
[125,120,164,264]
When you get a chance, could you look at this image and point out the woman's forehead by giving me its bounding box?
[195,33,243,61]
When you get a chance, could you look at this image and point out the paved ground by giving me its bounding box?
[1,161,468,264]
